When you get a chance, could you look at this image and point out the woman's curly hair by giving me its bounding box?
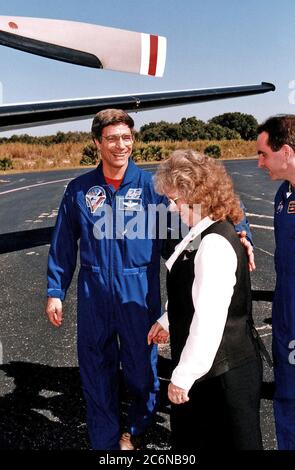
[155,150,243,224]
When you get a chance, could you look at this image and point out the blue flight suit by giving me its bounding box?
[273,180,295,449]
[47,160,167,449]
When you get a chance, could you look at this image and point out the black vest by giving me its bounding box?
[167,219,257,381]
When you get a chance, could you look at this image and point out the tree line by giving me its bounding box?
[0,112,258,145]
[0,131,91,146]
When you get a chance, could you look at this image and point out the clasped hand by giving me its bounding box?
[168,383,189,404]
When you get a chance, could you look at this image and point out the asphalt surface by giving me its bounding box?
[0,160,279,450]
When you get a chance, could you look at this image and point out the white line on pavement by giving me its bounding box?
[0,178,71,195]
[250,224,274,230]
[255,247,274,257]
[256,325,272,331]
[246,212,273,219]
[260,333,272,338]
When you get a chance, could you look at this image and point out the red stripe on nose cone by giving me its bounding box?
[148,35,158,76]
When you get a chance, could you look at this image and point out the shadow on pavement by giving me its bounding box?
[0,358,172,450]
[0,362,88,449]
[261,381,275,400]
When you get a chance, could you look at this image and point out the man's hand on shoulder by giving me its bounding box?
[238,230,256,272]
[45,297,63,327]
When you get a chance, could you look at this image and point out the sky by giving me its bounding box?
[0,0,295,136]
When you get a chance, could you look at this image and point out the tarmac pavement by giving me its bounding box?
[0,160,279,451]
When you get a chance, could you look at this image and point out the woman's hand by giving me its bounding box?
[168,382,189,404]
[147,321,169,345]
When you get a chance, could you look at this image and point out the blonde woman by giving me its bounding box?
[148,150,263,450]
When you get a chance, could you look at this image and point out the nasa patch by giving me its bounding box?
[125,188,142,199]
[288,200,295,214]
[85,186,106,214]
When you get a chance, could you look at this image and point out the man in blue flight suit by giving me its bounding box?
[46,108,254,450]
[45,109,167,450]
[257,115,295,449]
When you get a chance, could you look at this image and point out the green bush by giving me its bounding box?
[0,157,13,170]
[147,145,163,161]
[204,144,221,159]
[80,144,98,165]
[132,148,143,162]
[209,112,258,140]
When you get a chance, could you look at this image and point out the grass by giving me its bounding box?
[0,139,258,173]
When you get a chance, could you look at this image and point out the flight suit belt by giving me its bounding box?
[81,263,148,274]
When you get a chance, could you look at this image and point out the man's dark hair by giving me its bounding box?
[257,115,295,151]
[91,109,134,142]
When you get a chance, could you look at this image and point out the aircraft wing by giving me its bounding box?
[0,82,275,131]
[0,16,166,77]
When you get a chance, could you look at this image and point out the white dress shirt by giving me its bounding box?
[157,217,238,391]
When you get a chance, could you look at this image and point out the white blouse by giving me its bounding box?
[157,217,238,391]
